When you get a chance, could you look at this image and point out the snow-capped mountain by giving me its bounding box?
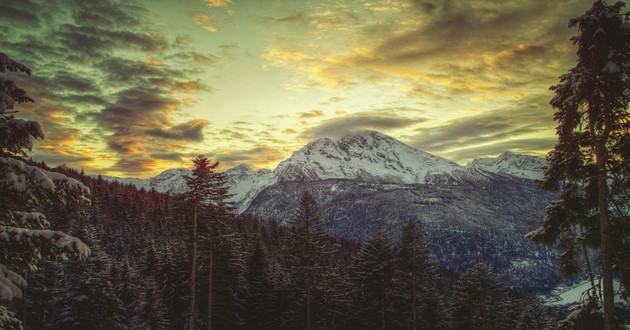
[99,131,547,213]
[467,151,546,181]
[97,131,556,291]
[274,131,463,184]
[149,168,190,194]
[225,164,277,213]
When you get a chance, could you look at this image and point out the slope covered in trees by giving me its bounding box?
[3,166,568,329]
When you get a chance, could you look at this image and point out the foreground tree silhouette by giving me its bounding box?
[183,155,231,330]
[526,2,630,328]
[285,192,330,330]
[0,52,90,328]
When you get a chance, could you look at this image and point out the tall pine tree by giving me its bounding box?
[526,2,630,328]
[285,192,331,330]
[350,227,397,330]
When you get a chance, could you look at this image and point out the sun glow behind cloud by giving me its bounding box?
[0,0,594,177]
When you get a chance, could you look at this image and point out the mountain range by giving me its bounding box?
[99,131,556,292]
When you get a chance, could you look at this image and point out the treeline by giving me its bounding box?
[11,164,558,330]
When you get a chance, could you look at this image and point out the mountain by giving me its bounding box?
[274,131,464,184]
[467,151,546,181]
[99,131,556,291]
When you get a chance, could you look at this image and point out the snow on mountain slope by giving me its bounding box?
[225,164,277,213]
[467,151,546,181]
[274,131,463,184]
[98,132,547,213]
[149,168,190,194]
[99,175,152,190]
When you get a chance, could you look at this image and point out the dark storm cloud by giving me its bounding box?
[301,113,427,140]
[146,120,210,141]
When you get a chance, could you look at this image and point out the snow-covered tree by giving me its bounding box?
[526,2,630,328]
[0,52,90,328]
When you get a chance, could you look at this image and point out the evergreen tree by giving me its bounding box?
[285,192,331,330]
[526,2,630,327]
[394,221,448,329]
[0,52,90,328]
[183,155,232,330]
[49,220,126,330]
[241,236,277,330]
[450,263,510,330]
[350,227,397,330]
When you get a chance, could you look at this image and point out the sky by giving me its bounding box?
[1,0,596,178]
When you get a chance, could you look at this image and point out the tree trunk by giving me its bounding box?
[306,282,311,330]
[208,242,213,330]
[189,205,198,330]
[597,145,616,330]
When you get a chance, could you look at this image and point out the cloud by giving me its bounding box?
[145,119,210,141]
[441,138,556,163]
[1,0,219,176]
[298,110,325,119]
[217,145,289,168]
[206,0,231,8]
[192,12,218,32]
[301,112,427,140]
[408,96,556,157]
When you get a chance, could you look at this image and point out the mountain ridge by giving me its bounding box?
[96,131,547,213]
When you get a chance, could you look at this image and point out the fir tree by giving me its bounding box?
[183,155,233,330]
[350,227,397,330]
[526,2,630,327]
[0,52,90,328]
[285,192,331,330]
[450,263,510,330]
[394,221,448,329]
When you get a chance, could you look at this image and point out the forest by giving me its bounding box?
[5,161,561,329]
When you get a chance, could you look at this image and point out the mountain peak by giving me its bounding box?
[274,131,462,183]
[467,152,546,180]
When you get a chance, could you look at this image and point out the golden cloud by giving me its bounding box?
[206,0,231,8]
[192,12,218,32]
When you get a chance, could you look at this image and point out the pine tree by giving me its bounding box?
[526,2,630,328]
[242,236,277,329]
[183,155,232,330]
[49,220,126,330]
[450,263,510,330]
[394,221,448,330]
[0,52,90,328]
[350,227,397,330]
[285,192,331,330]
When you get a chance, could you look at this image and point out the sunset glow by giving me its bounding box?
[1,0,593,177]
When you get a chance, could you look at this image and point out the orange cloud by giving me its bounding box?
[206,0,231,8]
[192,12,218,32]
[298,110,325,119]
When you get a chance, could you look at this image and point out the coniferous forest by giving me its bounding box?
[2,1,630,329]
[9,164,560,329]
